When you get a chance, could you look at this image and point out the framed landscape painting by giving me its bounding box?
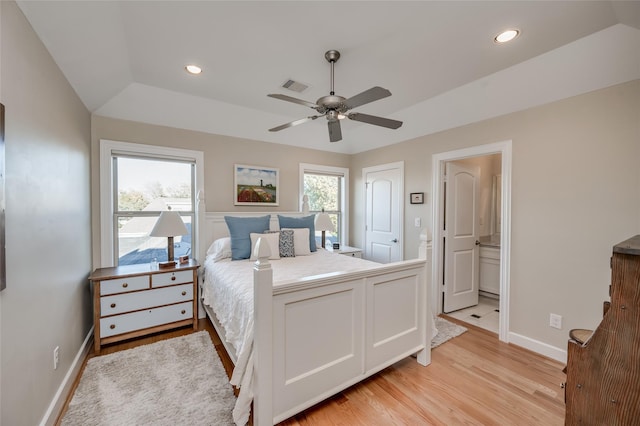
[234,164,279,206]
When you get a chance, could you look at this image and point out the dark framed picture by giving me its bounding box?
[410,192,424,204]
[234,164,279,206]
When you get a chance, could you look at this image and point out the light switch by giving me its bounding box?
[414,217,421,227]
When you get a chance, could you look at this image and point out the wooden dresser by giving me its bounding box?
[89,260,199,351]
[565,235,640,424]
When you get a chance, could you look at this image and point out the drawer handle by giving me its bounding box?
[110,324,116,329]
[181,291,187,296]
[122,283,128,288]
[181,310,186,315]
[110,303,116,308]
[171,276,176,281]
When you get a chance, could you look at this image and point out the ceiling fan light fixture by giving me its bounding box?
[267,50,402,143]
[184,64,202,75]
[494,29,520,43]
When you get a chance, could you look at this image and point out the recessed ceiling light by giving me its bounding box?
[185,64,202,75]
[494,29,520,44]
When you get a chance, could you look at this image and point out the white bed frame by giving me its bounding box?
[202,212,431,425]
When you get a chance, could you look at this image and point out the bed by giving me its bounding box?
[200,212,432,425]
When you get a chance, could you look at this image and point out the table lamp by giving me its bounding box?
[314,211,335,249]
[150,211,188,267]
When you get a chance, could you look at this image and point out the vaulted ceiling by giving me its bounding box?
[17,1,640,154]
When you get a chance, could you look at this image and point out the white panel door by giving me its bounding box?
[364,164,403,263]
[443,162,480,313]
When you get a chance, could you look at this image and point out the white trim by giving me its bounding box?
[299,163,349,245]
[509,332,567,364]
[99,139,205,267]
[362,161,405,261]
[39,327,94,426]
[431,141,512,342]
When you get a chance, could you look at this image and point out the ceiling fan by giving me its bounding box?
[268,50,403,143]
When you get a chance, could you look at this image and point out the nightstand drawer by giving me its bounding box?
[100,275,149,296]
[100,301,193,338]
[344,251,362,258]
[152,270,193,288]
[100,283,193,316]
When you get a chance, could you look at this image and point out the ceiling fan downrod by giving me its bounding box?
[325,50,340,96]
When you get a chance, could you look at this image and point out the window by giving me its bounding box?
[100,141,204,267]
[300,164,349,246]
[114,156,194,265]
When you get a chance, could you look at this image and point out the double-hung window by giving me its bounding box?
[299,163,349,246]
[100,140,204,267]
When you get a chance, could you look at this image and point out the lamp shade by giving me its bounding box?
[315,212,335,232]
[150,211,188,237]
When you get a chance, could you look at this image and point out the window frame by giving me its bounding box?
[299,163,349,246]
[100,140,204,267]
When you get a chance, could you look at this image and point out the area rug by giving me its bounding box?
[431,316,468,348]
[61,331,235,426]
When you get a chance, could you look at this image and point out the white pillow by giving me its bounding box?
[250,232,281,260]
[283,228,311,256]
[206,237,232,262]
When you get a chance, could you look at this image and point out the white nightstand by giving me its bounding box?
[326,245,362,258]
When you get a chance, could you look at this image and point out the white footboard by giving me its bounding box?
[251,239,429,425]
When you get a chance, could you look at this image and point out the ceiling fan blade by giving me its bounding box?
[269,116,319,132]
[328,119,342,142]
[267,93,318,109]
[348,112,403,129]
[343,86,392,110]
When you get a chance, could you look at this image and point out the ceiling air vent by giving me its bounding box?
[281,79,309,93]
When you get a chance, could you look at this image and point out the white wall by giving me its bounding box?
[0,2,92,424]
[351,80,640,353]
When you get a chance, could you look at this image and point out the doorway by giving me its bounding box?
[431,141,512,342]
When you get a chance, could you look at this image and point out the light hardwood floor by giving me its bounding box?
[58,316,567,425]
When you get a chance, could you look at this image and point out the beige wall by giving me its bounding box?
[351,79,640,351]
[0,2,92,424]
[90,117,351,266]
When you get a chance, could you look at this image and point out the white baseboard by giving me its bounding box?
[508,331,567,364]
[39,327,94,426]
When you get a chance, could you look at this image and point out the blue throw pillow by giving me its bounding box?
[224,215,271,260]
[277,215,317,252]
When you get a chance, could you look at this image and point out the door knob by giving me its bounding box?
[391,238,398,243]
[475,240,480,245]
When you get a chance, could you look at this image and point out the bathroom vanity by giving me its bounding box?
[479,240,500,296]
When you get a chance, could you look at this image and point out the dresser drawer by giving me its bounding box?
[100,283,193,316]
[152,270,193,288]
[100,301,193,338]
[100,275,149,296]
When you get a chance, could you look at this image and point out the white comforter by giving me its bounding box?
[201,249,379,425]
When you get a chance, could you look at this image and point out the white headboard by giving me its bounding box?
[202,211,311,254]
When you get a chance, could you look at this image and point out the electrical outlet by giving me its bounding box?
[549,313,563,329]
[53,346,59,370]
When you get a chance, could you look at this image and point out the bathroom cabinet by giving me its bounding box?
[479,246,500,295]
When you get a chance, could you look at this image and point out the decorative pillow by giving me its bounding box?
[277,215,317,252]
[250,232,280,260]
[206,237,232,262]
[279,229,295,257]
[283,227,311,256]
[224,215,270,260]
